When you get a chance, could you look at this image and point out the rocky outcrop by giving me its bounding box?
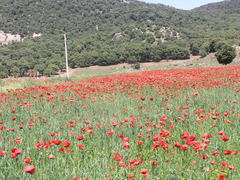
[113,32,123,41]
[0,30,42,45]
[0,30,22,45]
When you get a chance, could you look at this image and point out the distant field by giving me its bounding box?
[53,53,240,81]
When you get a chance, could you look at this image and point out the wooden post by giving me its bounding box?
[64,34,69,80]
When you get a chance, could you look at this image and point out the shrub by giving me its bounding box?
[134,62,140,69]
[215,44,236,65]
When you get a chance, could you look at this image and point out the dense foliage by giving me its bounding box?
[0,0,240,78]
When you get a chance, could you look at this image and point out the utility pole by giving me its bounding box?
[64,34,69,80]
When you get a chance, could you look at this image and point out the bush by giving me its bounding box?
[215,44,236,65]
[134,62,140,69]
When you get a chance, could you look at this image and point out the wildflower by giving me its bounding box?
[140,168,148,174]
[23,158,31,164]
[218,174,226,180]
[78,144,84,150]
[24,166,35,175]
[224,150,232,155]
[221,136,229,142]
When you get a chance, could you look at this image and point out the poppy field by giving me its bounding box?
[0,66,240,180]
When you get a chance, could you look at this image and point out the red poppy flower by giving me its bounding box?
[24,166,35,175]
[69,132,74,136]
[48,154,55,159]
[136,140,142,145]
[221,136,229,142]
[50,133,56,137]
[23,158,31,164]
[232,150,238,155]
[184,113,189,117]
[107,130,114,136]
[77,136,84,140]
[0,151,6,156]
[54,140,62,145]
[220,161,228,166]
[140,168,148,174]
[224,150,232,155]
[129,174,134,179]
[123,142,130,148]
[63,142,71,148]
[227,165,235,171]
[212,151,219,156]
[129,159,136,164]
[180,145,189,151]
[199,154,208,159]
[211,160,216,165]
[173,142,181,148]
[87,130,94,134]
[218,174,226,180]
[78,144,84,150]
[218,131,224,135]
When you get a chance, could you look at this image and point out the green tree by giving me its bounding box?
[10,66,20,77]
[209,38,222,52]
[0,71,8,79]
[146,33,155,44]
[34,64,46,75]
[43,64,60,76]
[137,44,151,62]
[78,51,93,67]
[59,62,66,72]
[0,63,8,78]
[200,42,210,53]
[215,44,236,65]
[199,49,207,57]
[171,45,190,60]
[192,44,199,55]
[69,53,79,68]
[98,52,110,66]
[127,56,137,64]
[155,32,162,38]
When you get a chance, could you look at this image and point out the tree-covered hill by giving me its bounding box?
[0,0,240,78]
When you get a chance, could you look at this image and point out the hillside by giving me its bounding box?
[0,0,240,78]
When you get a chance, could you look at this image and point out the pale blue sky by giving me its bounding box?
[138,0,223,10]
